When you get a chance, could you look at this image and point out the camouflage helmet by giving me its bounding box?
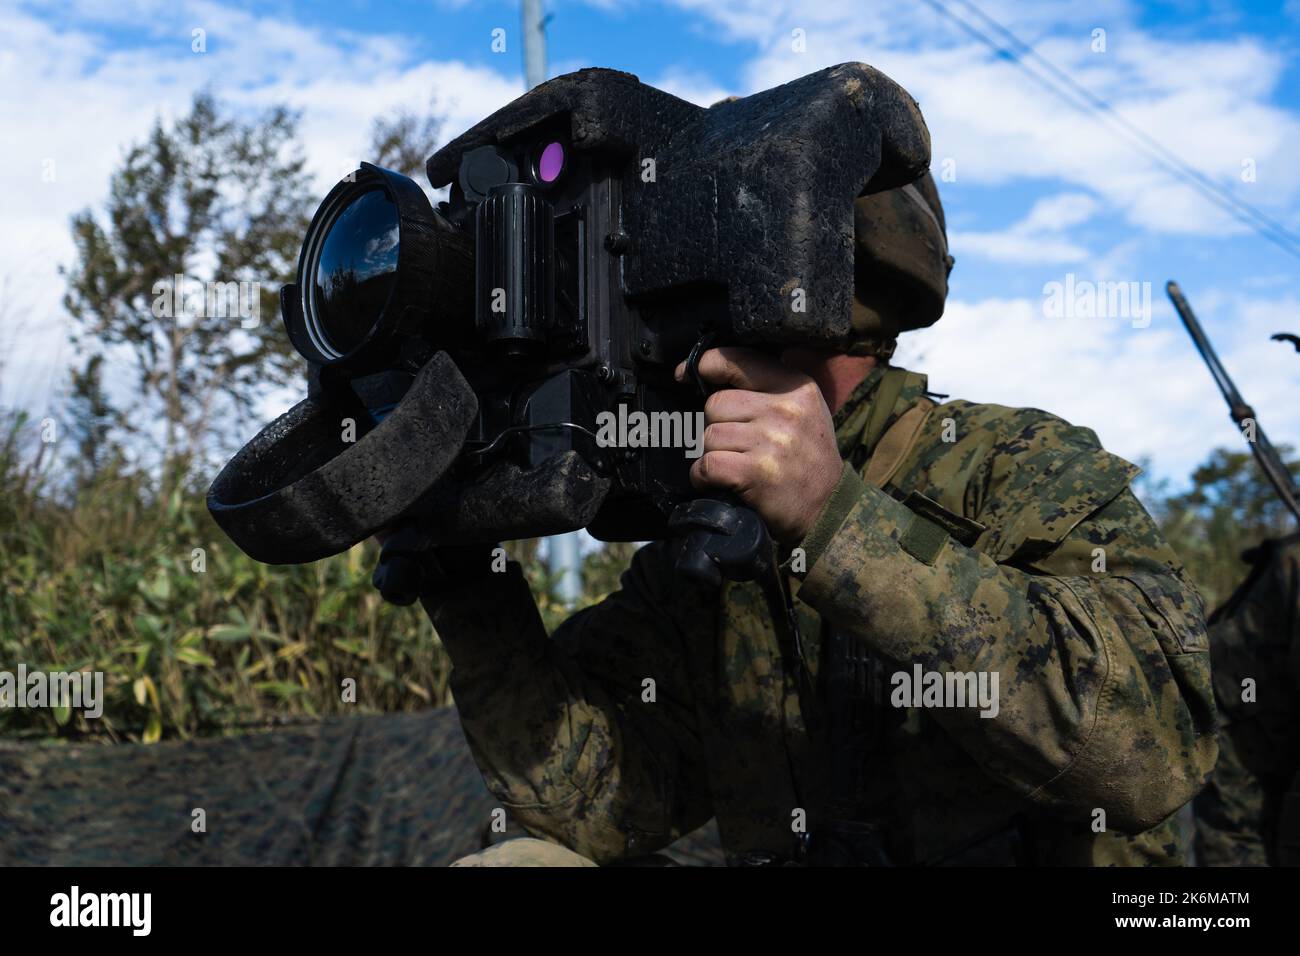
[849,170,954,361]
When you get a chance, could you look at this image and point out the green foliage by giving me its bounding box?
[0,419,589,745]
[0,422,459,741]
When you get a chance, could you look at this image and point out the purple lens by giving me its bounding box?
[537,141,564,183]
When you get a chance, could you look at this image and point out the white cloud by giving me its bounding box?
[1019,193,1099,231]
[893,289,1300,485]
[949,232,1089,264]
[666,0,1300,241]
[952,191,1099,263]
[648,66,734,107]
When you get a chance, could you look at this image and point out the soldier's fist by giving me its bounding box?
[674,346,844,546]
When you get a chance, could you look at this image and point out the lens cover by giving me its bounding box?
[207,351,478,564]
[286,163,474,371]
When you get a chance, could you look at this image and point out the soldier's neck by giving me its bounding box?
[779,348,879,415]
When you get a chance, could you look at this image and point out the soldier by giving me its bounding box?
[1195,534,1300,866]
[423,170,1220,866]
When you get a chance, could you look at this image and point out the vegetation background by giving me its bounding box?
[1,93,1295,744]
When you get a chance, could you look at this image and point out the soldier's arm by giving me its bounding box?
[420,542,713,863]
[795,465,1219,834]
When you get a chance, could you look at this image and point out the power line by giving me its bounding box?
[915,0,1300,261]
[948,0,1300,257]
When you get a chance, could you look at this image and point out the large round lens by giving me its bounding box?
[289,163,475,370]
[312,188,400,355]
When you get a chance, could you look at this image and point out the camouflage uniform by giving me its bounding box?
[429,364,1219,866]
[1194,534,1300,866]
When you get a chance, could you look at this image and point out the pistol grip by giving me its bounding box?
[669,496,774,585]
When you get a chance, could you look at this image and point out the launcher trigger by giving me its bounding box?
[685,332,719,399]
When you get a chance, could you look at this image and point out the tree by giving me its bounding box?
[61,91,315,491]
[65,353,119,489]
[367,108,442,180]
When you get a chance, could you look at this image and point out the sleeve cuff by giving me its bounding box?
[788,461,874,579]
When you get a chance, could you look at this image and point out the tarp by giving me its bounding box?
[0,707,724,866]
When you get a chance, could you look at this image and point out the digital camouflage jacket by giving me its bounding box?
[426,365,1219,865]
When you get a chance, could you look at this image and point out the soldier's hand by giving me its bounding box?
[674,346,843,546]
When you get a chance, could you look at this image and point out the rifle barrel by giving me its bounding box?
[1167,280,1300,525]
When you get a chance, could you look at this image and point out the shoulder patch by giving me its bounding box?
[890,400,1140,564]
[898,491,986,548]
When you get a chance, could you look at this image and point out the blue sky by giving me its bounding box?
[1,0,1298,489]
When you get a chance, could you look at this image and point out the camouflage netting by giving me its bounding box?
[0,708,724,866]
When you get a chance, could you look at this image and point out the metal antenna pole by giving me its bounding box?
[520,1,580,604]
[522,0,547,90]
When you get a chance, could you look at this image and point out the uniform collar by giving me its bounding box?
[832,365,886,460]
[832,364,930,465]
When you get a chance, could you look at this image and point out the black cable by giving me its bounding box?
[915,0,1300,262]
[949,0,1300,256]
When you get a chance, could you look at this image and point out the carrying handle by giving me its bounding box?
[670,334,775,585]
